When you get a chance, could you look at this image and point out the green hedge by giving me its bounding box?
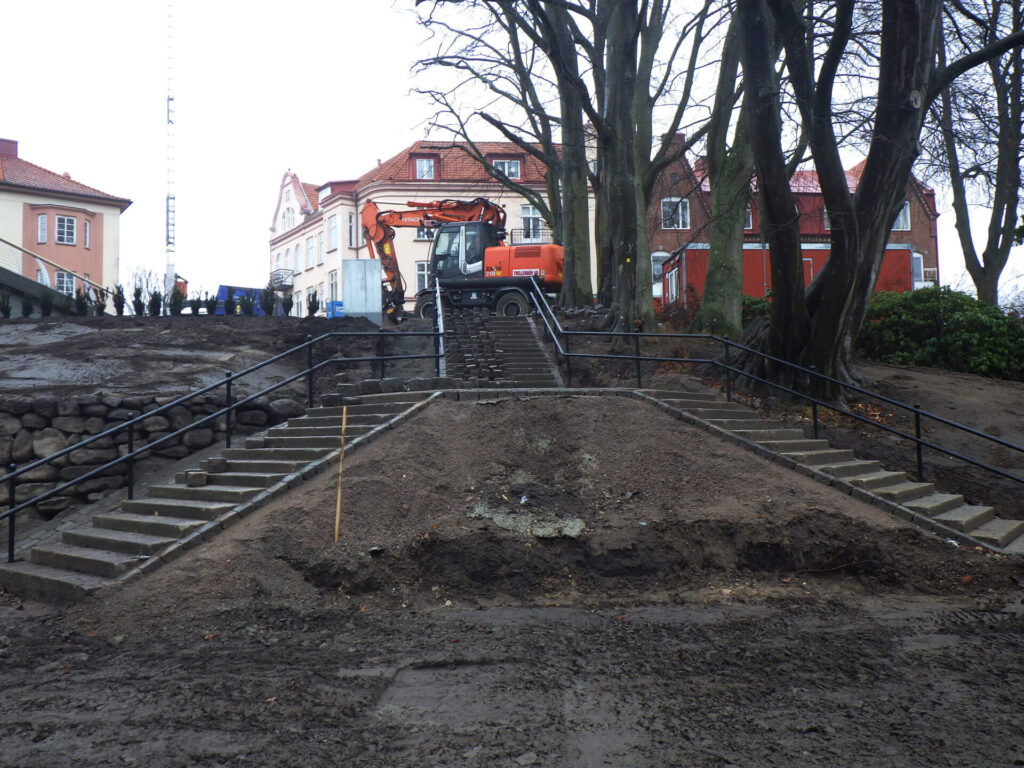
[856,286,1024,380]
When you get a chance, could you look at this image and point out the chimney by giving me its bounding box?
[0,139,17,157]
[62,172,71,179]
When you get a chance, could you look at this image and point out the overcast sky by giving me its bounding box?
[2,0,1020,302]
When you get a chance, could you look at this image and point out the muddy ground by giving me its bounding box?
[3,396,1024,766]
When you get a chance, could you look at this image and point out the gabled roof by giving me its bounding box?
[358,140,550,186]
[0,147,131,211]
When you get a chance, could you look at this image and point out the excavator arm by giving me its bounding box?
[360,198,508,319]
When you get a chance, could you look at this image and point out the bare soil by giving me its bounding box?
[3,396,1023,766]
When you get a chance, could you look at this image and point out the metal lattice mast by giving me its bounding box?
[165,0,176,300]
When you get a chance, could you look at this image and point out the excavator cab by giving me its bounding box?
[429,221,503,282]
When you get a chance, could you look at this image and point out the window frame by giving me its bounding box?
[414,226,434,241]
[416,260,429,292]
[37,214,47,244]
[414,157,436,180]
[55,270,75,296]
[492,158,522,180]
[84,220,90,249]
[745,205,753,231]
[893,201,911,231]
[327,215,338,251]
[328,270,338,302]
[306,237,314,269]
[56,215,76,245]
[317,232,324,265]
[521,204,543,243]
[660,197,689,230]
[666,267,680,304]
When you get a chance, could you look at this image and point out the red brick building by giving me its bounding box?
[650,156,939,308]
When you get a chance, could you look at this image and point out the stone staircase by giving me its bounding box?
[443,309,561,388]
[644,389,1024,554]
[0,391,434,602]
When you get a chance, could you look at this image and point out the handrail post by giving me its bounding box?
[914,402,924,481]
[7,462,15,563]
[126,415,135,500]
[634,333,642,388]
[306,335,315,408]
[565,333,573,388]
[225,371,233,449]
[809,365,819,439]
[723,337,732,403]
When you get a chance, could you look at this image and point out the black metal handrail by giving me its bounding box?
[526,277,1023,495]
[3,327,442,562]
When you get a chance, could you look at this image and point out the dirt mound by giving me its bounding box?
[73,396,1022,637]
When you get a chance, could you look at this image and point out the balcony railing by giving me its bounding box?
[269,269,294,289]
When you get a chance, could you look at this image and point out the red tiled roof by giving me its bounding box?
[358,140,550,186]
[300,182,319,213]
[0,153,131,210]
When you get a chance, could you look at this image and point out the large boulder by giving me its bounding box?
[32,429,67,460]
[268,398,306,421]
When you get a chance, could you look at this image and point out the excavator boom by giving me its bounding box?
[360,198,510,320]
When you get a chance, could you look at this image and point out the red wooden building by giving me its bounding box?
[649,155,940,308]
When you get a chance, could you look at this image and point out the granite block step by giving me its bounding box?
[31,544,144,579]
[62,527,178,556]
[92,512,205,539]
[0,562,112,602]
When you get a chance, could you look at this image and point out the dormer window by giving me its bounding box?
[492,158,521,180]
[414,157,436,180]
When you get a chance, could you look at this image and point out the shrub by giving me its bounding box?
[147,290,163,317]
[281,294,294,316]
[188,295,202,315]
[131,285,145,316]
[0,291,11,319]
[21,297,33,317]
[857,286,1024,381]
[204,293,218,316]
[94,288,108,316]
[113,284,126,316]
[40,292,54,317]
[742,295,771,327]
[74,288,90,316]
[168,286,185,316]
[259,284,276,317]
[306,289,319,317]
[224,293,237,316]
[238,295,255,316]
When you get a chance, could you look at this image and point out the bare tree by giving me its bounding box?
[737,0,1024,393]
[925,0,1023,305]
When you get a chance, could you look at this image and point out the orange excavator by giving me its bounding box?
[360,197,563,321]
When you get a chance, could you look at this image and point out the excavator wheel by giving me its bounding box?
[414,294,438,319]
[495,291,529,317]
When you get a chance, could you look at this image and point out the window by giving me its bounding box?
[745,205,753,230]
[56,215,76,244]
[55,270,74,296]
[285,247,292,272]
[521,205,543,243]
[893,201,910,231]
[415,226,434,241]
[651,251,671,299]
[666,267,680,304]
[282,208,295,230]
[306,237,314,269]
[415,157,435,179]
[661,198,688,229]
[328,215,338,250]
[37,214,46,244]
[822,207,831,231]
[492,159,521,180]
[318,283,325,312]
[911,253,924,284]
[295,291,303,317]
[317,233,324,265]
[275,252,282,269]
[328,271,338,301]
[348,213,356,247]
[84,220,90,249]
[416,261,429,291]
